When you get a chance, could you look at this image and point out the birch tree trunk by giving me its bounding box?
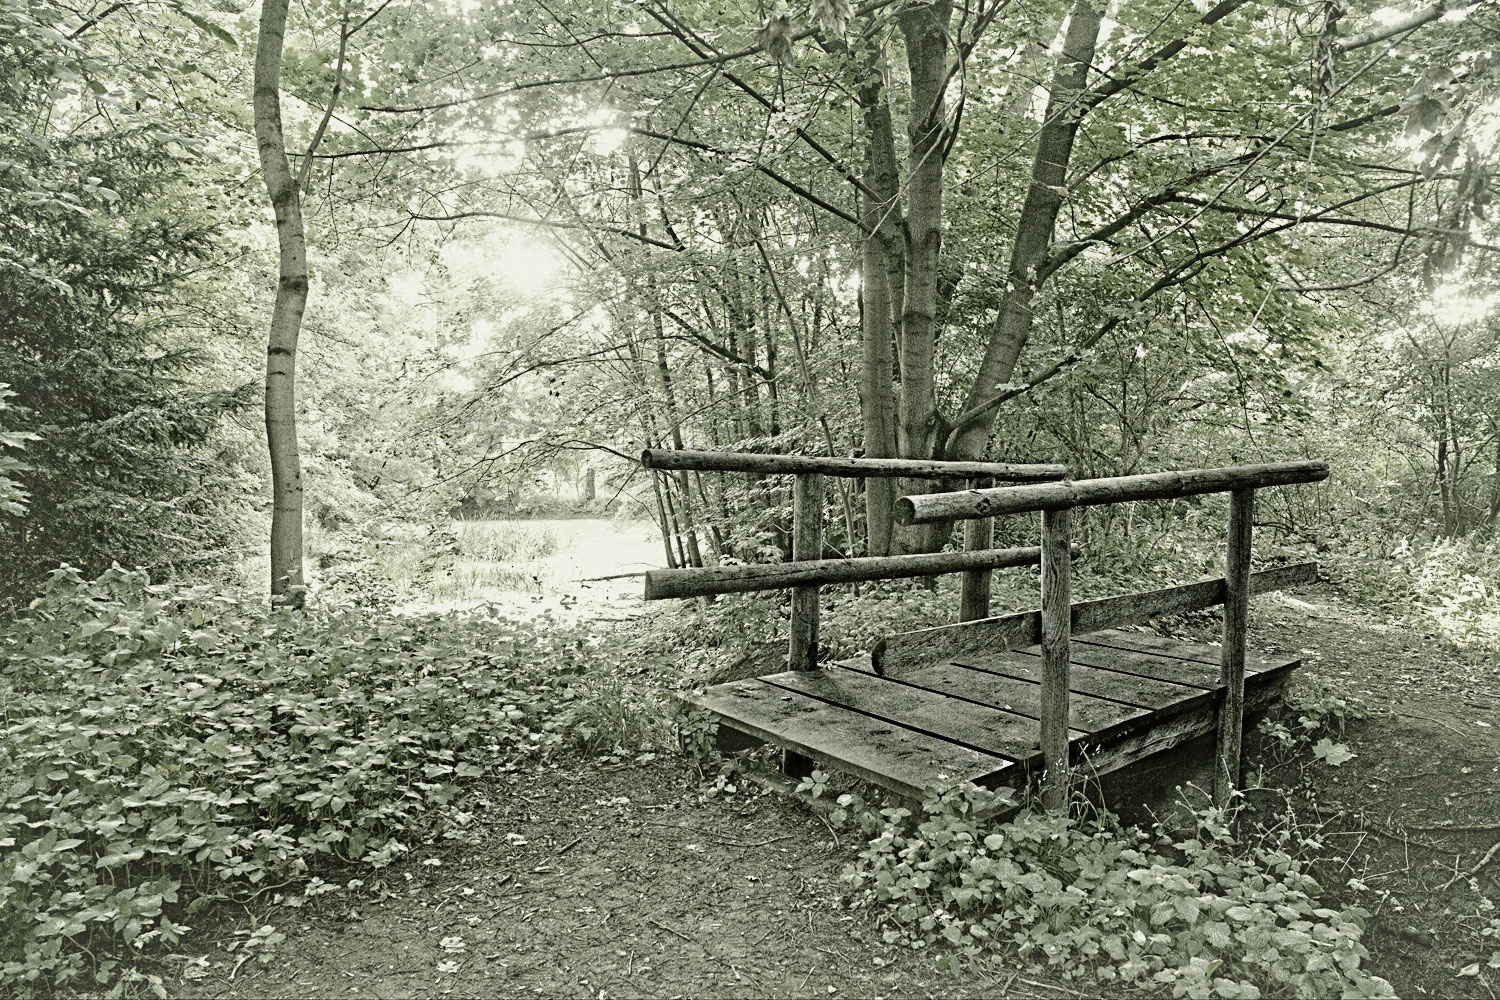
[253,0,307,608]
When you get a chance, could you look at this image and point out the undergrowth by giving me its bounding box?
[752,682,1395,999]
[1323,535,1500,662]
[0,564,648,992]
[839,784,1395,999]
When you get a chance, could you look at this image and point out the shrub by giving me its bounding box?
[844,785,1396,998]
[0,566,595,988]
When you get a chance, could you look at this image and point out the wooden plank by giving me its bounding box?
[789,473,822,671]
[641,447,1067,482]
[1215,488,1254,805]
[897,461,1329,523]
[872,563,1317,676]
[1075,672,1295,787]
[1081,629,1289,674]
[889,662,1126,737]
[1040,508,1072,811]
[959,477,994,621]
[763,669,1035,762]
[1060,641,1220,689]
[687,679,1009,799]
[643,546,1044,600]
[952,650,1213,710]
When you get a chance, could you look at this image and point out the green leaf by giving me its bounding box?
[1312,739,1355,766]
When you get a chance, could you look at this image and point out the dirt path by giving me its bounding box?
[1176,584,1500,997]
[193,758,1040,1000]
[182,586,1498,1000]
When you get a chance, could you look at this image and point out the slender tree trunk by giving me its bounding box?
[892,1,953,555]
[948,0,1104,462]
[857,36,902,556]
[253,0,307,607]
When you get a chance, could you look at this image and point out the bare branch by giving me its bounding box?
[1335,0,1474,52]
[296,8,350,194]
[407,209,684,251]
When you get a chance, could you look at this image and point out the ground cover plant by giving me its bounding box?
[840,783,1396,999]
[0,564,617,991]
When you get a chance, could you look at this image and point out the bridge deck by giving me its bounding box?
[685,629,1298,800]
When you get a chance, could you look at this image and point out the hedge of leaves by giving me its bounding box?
[0,566,590,988]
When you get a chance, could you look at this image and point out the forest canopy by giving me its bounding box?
[2,1,1499,996]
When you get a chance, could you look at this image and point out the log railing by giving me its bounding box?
[896,460,1331,810]
[640,449,1070,670]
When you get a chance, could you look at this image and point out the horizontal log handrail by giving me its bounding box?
[641,447,1067,481]
[896,461,1329,524]
[644,546,1057,600]
[872,562,1319,676]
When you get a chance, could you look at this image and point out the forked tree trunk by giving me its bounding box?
[253,0,307,608]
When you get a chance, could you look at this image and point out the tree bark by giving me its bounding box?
[893,0,953,554]
[856,36,903,556]
[948,0,1104,461]
[253,0,308,608]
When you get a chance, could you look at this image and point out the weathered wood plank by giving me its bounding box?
[1075,672,1294,788]
[888,662,1124,737]
[897,461,1330,524]
[641,447,1067,482]
[872,563,1317,676]
[1081,629,1289,674]
[763,669,1036,762]
[952,650,1213,711]
[643,546,1045,600]
[1061,640,1220,689]
[789,473,823,671]
[687,679,1010,799]
[1215,488,1254,805]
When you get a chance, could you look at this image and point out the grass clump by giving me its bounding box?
[843,784,1396,999]
[0,565,594,990]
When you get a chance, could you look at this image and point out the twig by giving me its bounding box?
[1016,977,1087,996]
[1355,820,1451,857]
[815,812,841,850]
[1403,823,1500,833]
[711,834,791,848]
[558,836,585,854]
[647,917,695,943]
[1440,841,1500,891]
[1395,711,1474,739]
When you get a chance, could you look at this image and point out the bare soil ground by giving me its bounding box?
[173,585,1498,1000]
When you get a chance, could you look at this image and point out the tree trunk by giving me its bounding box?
[857,34,903,556]
[893,0,952,555]
[948,0,1104,462]
[253,0,307,608]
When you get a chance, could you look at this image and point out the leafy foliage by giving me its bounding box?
[0,124,255,601]
[0,384,38,517]
[843,785,1396,999]
[0,565,601,988]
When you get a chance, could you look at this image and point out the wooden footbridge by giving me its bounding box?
[642,449,1328,810]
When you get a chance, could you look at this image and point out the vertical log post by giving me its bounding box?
[784,473,824,777]
[1215,488,1255,807]
[789,473,824,671]
[958,477,994,622]
[1039,507,1072,812]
